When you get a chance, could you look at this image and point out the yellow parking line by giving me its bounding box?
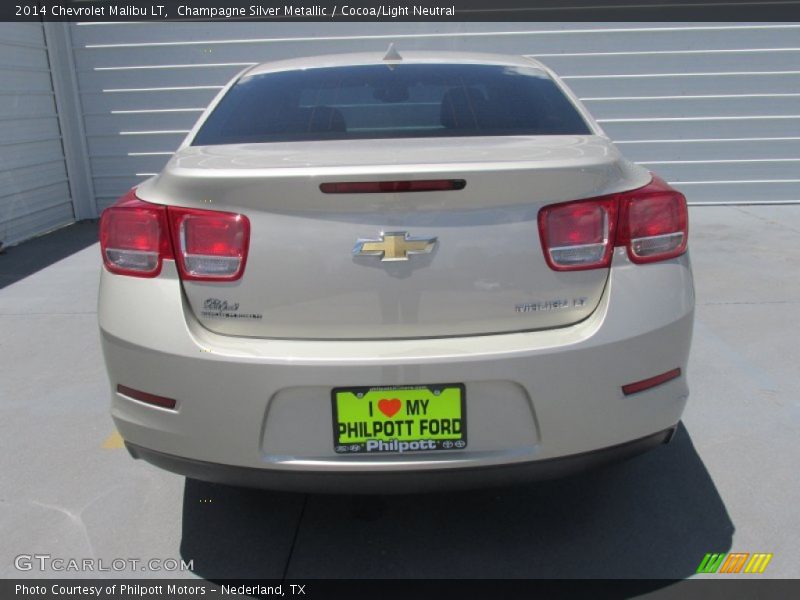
[102,430,125,449]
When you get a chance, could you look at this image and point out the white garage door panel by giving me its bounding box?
[649,162,800,182]
[0,117,62,145]
[71,22,800,208]
[538,53,800,75]
[618,139,800,162]
[1,45,53,69]
[0,179,71,213]
[602,119,800,140]
[80,89,219,114]
[2,194,74,244]
[86,132,186,158]
[92,176,145,198]
[84,112,200,137]
[586,97,800,120]
[678,182,800,203]
[0,22,42,42]
[76,65,246,90]
[0,23,73,246]
[566,74,800,97]
[0,93,58,118]
[0,161,68,195]
[90,155,180,177]
[70,23,800,65]
[0,140,66,171]
[0,68,55,93]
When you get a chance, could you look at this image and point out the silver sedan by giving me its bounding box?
[97,50,694,492]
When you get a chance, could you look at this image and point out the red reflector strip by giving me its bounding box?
[320,179,466,194]
[117,384,177,409]
[622,368,682,396]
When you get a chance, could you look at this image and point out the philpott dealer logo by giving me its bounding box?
[696,552,773,574]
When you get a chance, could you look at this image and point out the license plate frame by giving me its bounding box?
[331,383,467,454]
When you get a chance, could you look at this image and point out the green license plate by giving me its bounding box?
[332,384,467,454]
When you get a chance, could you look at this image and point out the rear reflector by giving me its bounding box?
[320,179,466,194]
[117,384,177,409]
[622,368,682,396]
[169,207,250,281]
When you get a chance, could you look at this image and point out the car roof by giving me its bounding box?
[243,50,549,78]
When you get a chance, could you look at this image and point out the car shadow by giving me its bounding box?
[0,221,99,289]
[180,423,732,589]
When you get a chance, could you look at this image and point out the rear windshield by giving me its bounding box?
[191,63,591,145]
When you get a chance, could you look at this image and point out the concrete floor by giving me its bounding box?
[0,207,798,584]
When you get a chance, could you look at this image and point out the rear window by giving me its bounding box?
[191,63,591,145]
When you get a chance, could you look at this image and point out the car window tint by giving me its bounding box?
[192,63,592,145]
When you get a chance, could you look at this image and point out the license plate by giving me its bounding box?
[332,384,467,454]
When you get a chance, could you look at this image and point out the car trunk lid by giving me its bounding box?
[136,135,650,340]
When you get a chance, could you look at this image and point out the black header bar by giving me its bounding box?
[5,0,800,22]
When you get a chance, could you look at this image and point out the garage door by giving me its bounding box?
[0,22,73,247]
[70,22,800,209]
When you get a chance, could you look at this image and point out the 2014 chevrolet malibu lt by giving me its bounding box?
[98,50,694,493]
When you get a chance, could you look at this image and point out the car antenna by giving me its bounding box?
[383,43,402,68]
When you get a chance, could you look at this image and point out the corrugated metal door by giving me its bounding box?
[70,22,800,210]
[0,22,73,246]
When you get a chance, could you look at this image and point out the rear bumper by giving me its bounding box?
[126,426,676,494]
[99,248,694,490]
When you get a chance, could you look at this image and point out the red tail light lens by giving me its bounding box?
[99,189,172,277]
[618,176,688,264]
[538,198,618,271]
[168,207,250,281]
[320,179,466,193]
[538,175,687,271]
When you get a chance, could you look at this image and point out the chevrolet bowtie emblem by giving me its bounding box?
[353,232,437,262]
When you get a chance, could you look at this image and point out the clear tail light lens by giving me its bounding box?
[538,198,618,271]
[169,207,250,281]
[99,189,172,277]
[538,175,687,271]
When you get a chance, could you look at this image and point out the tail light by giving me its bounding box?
[617,176,688,264]
[99,189,172,277]
[538,175,687,271]
[169,207,249,281]
[100,189,249,281]
[538,198,618,271]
